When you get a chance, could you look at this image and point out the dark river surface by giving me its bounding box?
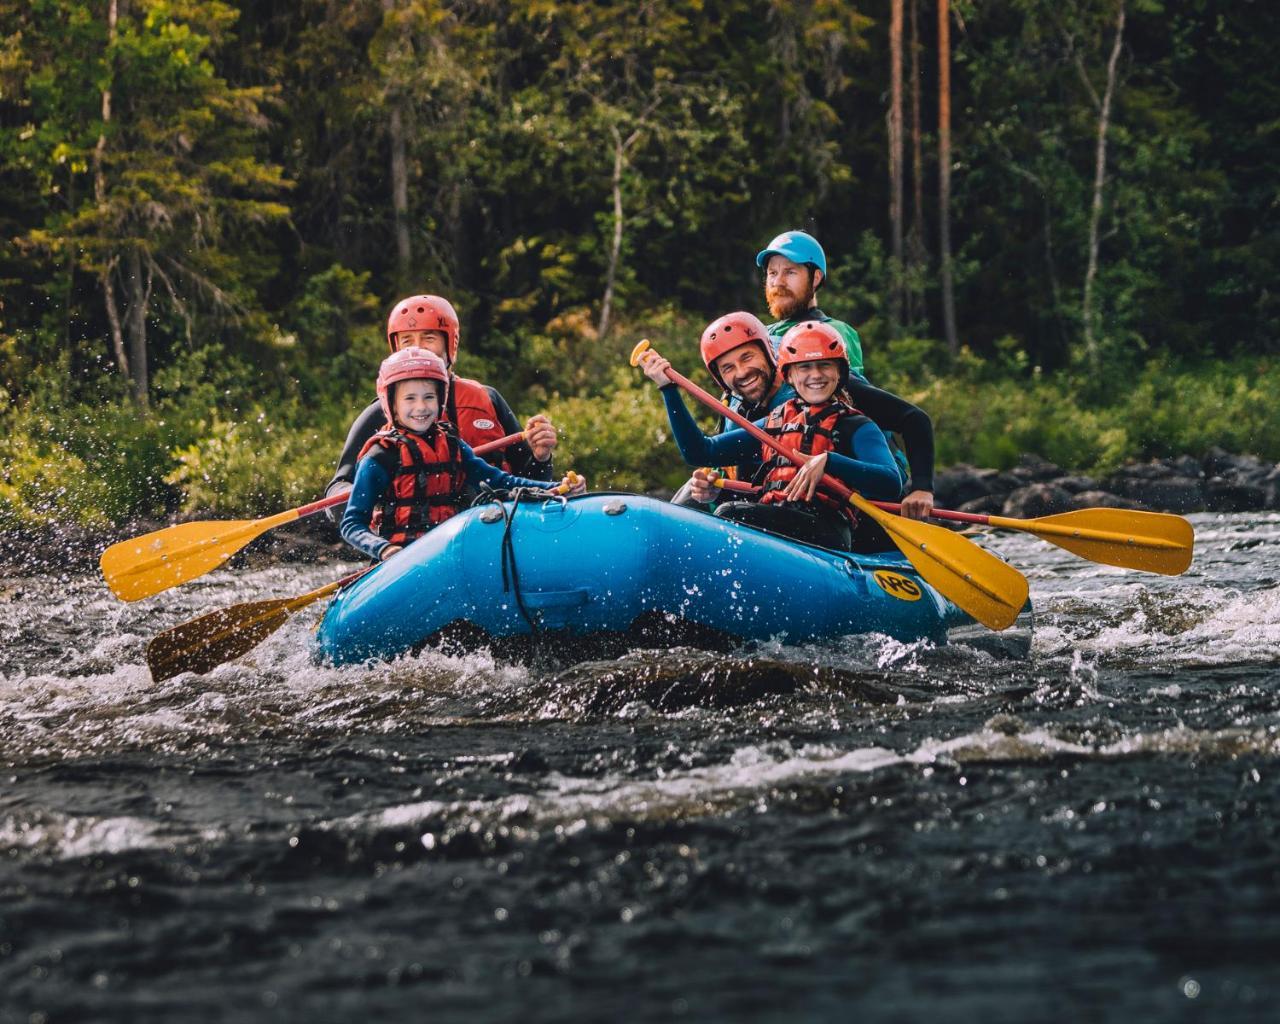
[1,510,1278,1022]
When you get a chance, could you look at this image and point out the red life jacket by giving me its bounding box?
[356,425,466,545]
[755,398,868,522]
[449,376,511,471]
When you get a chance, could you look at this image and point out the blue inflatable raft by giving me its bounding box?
[313,494,1023,665]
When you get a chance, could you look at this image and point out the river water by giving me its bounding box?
[1,511,1278,1022]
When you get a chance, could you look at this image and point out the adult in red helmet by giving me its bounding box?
[325,294,559,510]
[752,230,936,520]
[339,348,582,563]
[640,320,900,551]
[668,311,793,506]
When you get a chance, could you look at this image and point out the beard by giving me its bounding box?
[766,279,816,321]
[729,368,771,403]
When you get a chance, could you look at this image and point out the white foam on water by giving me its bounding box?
[325,711,1280,838]
[1031,573,1280,668]
[0,613,536,761]
[326,739,907,835]
[911,719,1280,764]
[1164,585,1280,665]
[0,810,224,860]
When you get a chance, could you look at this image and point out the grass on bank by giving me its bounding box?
[2,322,1278,532]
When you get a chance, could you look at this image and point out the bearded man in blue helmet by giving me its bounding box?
[756,230,866,377]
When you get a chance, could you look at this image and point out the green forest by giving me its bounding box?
[2,0,1277,529]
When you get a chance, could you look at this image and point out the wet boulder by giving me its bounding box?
[933,464,1022,508]
[1169,454,1206,479]
[1066,490,1151,511]
[1264,466,1280,510]
[1205,476,1268,512]
[1008,453,1064,484]
[1001,483,1075,518]
[1104,459,1206,512]
[1054,475,1101,494]
[957,493,1008,516]
[1120,477,1207,512]
[1202,446,1272,484]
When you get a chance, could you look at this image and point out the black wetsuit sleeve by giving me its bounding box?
[487,386,554,481]
[323,398,385,524]
[846,380,935,493]
[327,399,385,493]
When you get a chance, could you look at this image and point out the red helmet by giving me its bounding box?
[776,321,848,382]
[376,347,450,426]
[386,295,460,364]
[699,311,775,391]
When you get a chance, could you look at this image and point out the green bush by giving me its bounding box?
[164,408,337,514]
[0,370,180,530]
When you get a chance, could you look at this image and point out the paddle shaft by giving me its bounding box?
[287,568,371,610]
[713,472,1185,553]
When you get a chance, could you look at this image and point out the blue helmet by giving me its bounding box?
[755,230,827,279]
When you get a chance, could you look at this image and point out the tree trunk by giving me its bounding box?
[101,264,129,379]
[382,0,411,286]
[908,0,927,324]
[597,127,627,341]
[388,105,411,285]
[124,248,149,406]
[96,0,131,382]
[937,0,959,356]
[889,0,905,327]
[1082,2,1126,366]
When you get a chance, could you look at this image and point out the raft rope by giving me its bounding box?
[474,485,545,633]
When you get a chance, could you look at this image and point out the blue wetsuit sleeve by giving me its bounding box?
[340,456,393,561]
[660,385,761,466]
[824,421,903,500]
[460,440,560,492]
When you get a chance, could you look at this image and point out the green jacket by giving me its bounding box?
[766,308,865,378]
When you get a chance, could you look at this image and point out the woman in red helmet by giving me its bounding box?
[340,348,583,563]
[639,320,900,551]
[325,295,560,513]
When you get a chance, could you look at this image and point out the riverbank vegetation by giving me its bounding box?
[2,1,1277,529]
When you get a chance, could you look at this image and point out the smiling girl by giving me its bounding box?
[340,348,584,563]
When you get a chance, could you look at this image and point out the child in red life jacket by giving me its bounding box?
[638,320,901,551]
[340,348,585,562]
[324,294,559,518]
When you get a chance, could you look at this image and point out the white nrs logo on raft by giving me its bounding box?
[472,419,495,430]
[872,570,923,601]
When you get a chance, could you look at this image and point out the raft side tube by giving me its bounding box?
[313,494,974,665]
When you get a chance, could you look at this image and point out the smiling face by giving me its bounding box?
[713,342,775,404]
[394,329,450,362]
[392,378,442,433]
[785,359,842,404]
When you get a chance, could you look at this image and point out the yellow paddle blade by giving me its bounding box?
[145,576,345,683]
[147,598,293,683]
[853,495,1029,631]
[101,512,294,602]
[986,508,1194,576]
